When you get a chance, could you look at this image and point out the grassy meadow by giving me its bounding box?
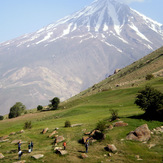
[0,77,163,163]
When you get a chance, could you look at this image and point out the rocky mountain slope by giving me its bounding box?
[0,0,163,115]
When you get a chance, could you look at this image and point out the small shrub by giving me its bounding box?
[146,74,154,80]
[0,115,4,120]
[65,120,71,127]
[37,105,43,111]
[109,109,119,121]
[96,120,107,132]
[24,121,32,129]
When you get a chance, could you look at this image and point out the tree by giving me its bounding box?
[135,85,163,119]
[0,115,4,120]
[146,74,154,80]
[9,102,26,119]
[49,97,60,110]
[37,105,43,111]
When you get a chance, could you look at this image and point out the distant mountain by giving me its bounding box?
[0,0,163,115]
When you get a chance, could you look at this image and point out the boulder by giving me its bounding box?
[80,153,88,159]
[11,140,21,144]
[13,161,26,163]
[82,136,89,144]
[54,147,62,151]
[92,130,105,140]
[126,124,151,142]
[114,69,120,74]
[71,123,83,127]
[49,130,58,138]
[0,153,4,159]
[55,136,65,143]
[113,121,128,127]
[56,149,68,155]
[106,144,117,153]
[31,154,44,159]
[108,125,113,130]
[42,128,48,134]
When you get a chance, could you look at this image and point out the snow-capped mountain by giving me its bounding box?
[0,0,163,115]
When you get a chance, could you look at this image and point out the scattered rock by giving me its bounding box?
[108,125,113,130]
[106,144,117,153]
[113,121,128,127]
[84,132,91,135]
[114,69,120,74]
[82,136,89,144]
[54,147,62,151]
[31,154,44,159]
[11,140,21,144]
[0,135,9,141]
[56,149,68,155]
[92,130,105,140]
[0,153,4,159]
[148,144,156,149]
[71,123,83,127]
[126,124,151,142]
[42,128,48,134]
[9,132,16,136]
[13,160,26,163]
[80,153,88,159]
[0,139,9,143]
[151,126,163,134]
[55,136,65,143]
[48,130,58,138]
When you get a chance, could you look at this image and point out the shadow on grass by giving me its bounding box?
[127,113,163,122]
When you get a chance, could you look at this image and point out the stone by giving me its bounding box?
[148,144,156,149]
[80,153,88,159]
[106,144,117,153]
[0,135,9,141]
[54,147,62,151]
[31,154,44,159]
[71,123,83,127]
[114,69,120,74]
[55,136,65,143]
[0,153,4,159]
[82,136,89,144]
[84,132,91,135]
[10,132,16,136]
[126,124,151,142]
[113,121,128,127]
[56,149,68,155]
[11,140,21,144]
[108,125,113,130]
[49,130,58,138]
[92,130,105,140]
[13,161,26,163]
[42,128,48,134]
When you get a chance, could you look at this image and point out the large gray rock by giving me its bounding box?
[56,149,68,155]
[0,153,4,159]
[106,144,117,153]
[42,128,48,134]
[126,124,151,142]
[55,136,65,143]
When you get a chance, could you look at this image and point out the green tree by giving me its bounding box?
[49,97,60,110]
[0,115,4,120]
[146,74,154,80]
[37,105,43,111]
[135,85,163,119]
[9,102,26,119]
[65,120,71,127]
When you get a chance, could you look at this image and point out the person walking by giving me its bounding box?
[18,141,21,152]
[85,138,89,153]
[30,141,33,151]
[28,142,31,153]
[63,142,66,150]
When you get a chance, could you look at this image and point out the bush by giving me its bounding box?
[24,121,32,129]
[0,115,4,120]
[49,97,60,110]
[37,105,43,111]
[135,85,163,120]
[146,74,154,80]
[65,120,71,127]
[96,120,107,132]
[109,109,119,121]
[9,102,26,119]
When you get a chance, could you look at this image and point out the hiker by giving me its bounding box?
[18,141,21,151]
[30,141,33,151]
[28,142,31,153]
[63,141,66,150]
[18,150,23,160]
[85,138,89,153]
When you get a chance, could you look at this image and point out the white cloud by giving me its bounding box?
[120,0,145,4]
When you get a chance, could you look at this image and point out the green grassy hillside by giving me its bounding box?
[0,47,163,163]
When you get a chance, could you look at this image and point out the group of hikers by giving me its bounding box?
[17,138,89,160]
[18,141,33,160]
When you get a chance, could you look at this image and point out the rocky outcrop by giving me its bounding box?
[126,124,151,142]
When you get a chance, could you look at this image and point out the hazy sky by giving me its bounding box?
[0,0,162,43]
